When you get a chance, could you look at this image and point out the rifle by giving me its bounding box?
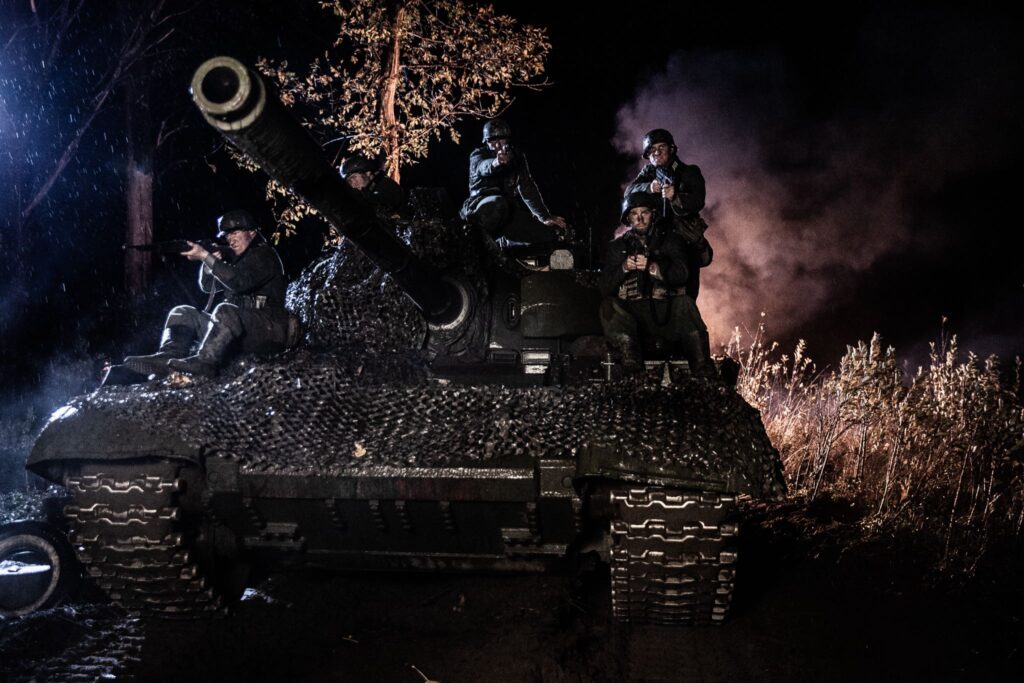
[124,239,227,255]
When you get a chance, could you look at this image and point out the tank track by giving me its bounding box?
[63,462,225,617]
[609,488,738,626]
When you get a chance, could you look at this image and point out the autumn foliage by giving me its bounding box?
[248,0,551,233]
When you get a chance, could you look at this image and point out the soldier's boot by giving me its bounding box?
[680,330,717,379]
[698,328,714,368]
[99,364,150,387]
[122,325,194,377]
[611,334,643,375]
[167,324,235,377]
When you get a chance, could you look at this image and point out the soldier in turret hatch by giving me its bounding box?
[106,210,295,384]
[625,128,712,301]
[599,192,713,375]
[459,118,569,246]
[339,155,405,214]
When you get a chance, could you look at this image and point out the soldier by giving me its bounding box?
[339,155,405,214]
[599,192,713,375]
[108,210,293,383]
[625,128,712,300]
[459,118,568,246]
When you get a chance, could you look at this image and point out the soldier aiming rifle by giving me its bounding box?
[103,210,298,385]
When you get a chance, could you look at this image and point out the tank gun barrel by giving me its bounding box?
[190,56,464,326]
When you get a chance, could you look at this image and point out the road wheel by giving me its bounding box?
[0,520,81,617]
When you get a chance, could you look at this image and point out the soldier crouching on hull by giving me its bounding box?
[339,155,405,215]
[599,192,714,376]
[107,210,293,384]
[459,118,569,247]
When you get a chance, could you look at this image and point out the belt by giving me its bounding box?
[229,295,271,310]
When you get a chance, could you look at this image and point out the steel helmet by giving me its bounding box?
[339,155,377,178]
[216,209,258,237]
[642,128,675,157]
[620,192,660,225]
[482,119,512,143]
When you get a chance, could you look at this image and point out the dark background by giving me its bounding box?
[1,0,1021,404]
[0,6,1021,675]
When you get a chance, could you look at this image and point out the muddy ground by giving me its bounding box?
[1,499,1021,682]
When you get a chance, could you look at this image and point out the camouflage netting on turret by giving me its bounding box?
[285,218,489,352]
[286,243,427,352]
[46,348,784,499]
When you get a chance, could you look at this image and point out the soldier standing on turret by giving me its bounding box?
[460,118,568,246]
[625,128,712,301]
[599,192,713,375]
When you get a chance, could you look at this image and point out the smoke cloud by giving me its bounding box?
[614,9,1019,348]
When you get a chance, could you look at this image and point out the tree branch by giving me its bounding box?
[20,84,108,220]
[20,0,171,224]
[154,113,187,148]
[46,0,86,67]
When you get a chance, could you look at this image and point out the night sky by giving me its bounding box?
[2,1,1021,395]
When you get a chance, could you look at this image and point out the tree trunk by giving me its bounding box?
[124,161,153,294]
[121,12,154,295]
[380,1,407,182]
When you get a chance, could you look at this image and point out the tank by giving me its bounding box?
[9,57,785,625]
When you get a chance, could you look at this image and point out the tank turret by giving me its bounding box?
[191,56,602,371]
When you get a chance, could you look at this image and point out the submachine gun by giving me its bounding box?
[655,166,676,217]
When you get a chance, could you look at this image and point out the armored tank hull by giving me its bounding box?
[14,56,785,625]
[26,251,782,624]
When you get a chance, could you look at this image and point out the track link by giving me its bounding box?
[64,463,225,618]
[609,488,738,626]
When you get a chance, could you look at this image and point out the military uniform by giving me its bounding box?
[625,158,706,217]
[365,174,405,214]
[178,239,290,355]
[600,193,712,373]
[339,156,405,214]
[459,145,558,244]
[625,129,713,299]
[109,211,292,384]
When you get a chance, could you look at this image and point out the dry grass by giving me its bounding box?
[727,322,1024,575]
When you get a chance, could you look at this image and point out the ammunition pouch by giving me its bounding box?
[231,294,270,310]
[674,214,709,245]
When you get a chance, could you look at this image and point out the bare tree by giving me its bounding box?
[0,0,177,285]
